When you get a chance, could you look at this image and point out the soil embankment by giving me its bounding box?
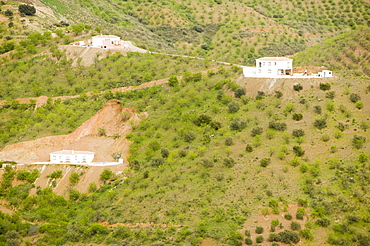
[0,100,144,164]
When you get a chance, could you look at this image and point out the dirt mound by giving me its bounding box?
[0,100,145,164]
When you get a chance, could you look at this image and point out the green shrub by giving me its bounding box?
[271,219,280,227]
[225,137,234,146]
[269,121,287,131]
[228,101,240,113]
[355,101,363,109]
[292,129,305,137]
[18,4,36,16]
[293,146,305,157]
[260,158,271,167]
[251,127,263,136]
[234,88,246,98]
[245,238,253,245]
[326,91,335,99]
[299,228,313,240]
[316,218,330,227]
[291,221,301,231]
[244,229,250,237]
[313,105,322,114]
[223,157,235,168]
[296,208,305,220]
[168,75,179,87]
[256,235,264,243]
[293,84,303,92]
[245,144,253,152]
[352,135,366,149]
[292,113,303,121]
[350,93,361,103]
[284,213,292,220]
[255,226,264,234]
[268,233,281,242]
[278,230,300,244]
[319,83,331,91]
[48,170,63,179]
[313,118,327,129]
[184,131,196,142]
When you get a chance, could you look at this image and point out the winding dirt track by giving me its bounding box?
[0,77,170,107]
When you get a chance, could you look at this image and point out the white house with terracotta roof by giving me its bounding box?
[90,34,121,48]
[50,150,95,164]
[256,57,293,76]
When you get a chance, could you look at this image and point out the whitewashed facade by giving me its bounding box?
[91,35,121,48]
[255,57,293,76]
[50,150,95,164]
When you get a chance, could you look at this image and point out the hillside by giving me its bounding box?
[2,0,369,65]
[0,0,370,245]
[294,27,370,77]
[1,66,369,245]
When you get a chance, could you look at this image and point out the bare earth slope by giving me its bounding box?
[0,100,144,164]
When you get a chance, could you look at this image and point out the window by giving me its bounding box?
[66,156,70,162]
[268,62,271,66]
[259,62,262,67]
[268,69,272,73]
[83,156,86,162]
[262,62,266,66]
[52,155,57,161]
[258,69,261,73]
[274,62,277,66]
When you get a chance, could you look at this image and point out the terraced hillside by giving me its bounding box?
[32,0,370,64]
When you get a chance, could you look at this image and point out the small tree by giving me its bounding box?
[228,101,240,113]
[168,75,179,87]
[4,9,13,16]
[245,144,253,152]
[88,182,97,192]
[293,84,303,92]
[18,4,36,16]
[319,83,331,91]
[69,172,80,185]
[260,158,271,167]
[352,135,366,149]
[291,221,301,231]
[350,93,361,103]
[256,235,264,243]
[100,169,114,183]
[292,129,305,137]
[292,113,303,121]
[293,146,305,157]
[223,157,235,168]
[313,118,327,129]
[234,87,246,98]
[255,226,264,234]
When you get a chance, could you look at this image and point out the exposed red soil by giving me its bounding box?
[0,100,144,164]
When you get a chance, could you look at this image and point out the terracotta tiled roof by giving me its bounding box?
[51,150,95,155]
[256,57,292,61]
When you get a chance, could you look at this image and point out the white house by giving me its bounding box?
[91,34,121,48]
[49,150,95,164]
[256,57,293,76]
[318,70,333,78]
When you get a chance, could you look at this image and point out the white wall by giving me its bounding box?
[256,59,292,76]
[50,153,94,164]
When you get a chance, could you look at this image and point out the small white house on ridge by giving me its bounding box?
[50,150,95,164]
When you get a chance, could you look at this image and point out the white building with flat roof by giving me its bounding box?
[256,57,293,76]
[91,34,121,48]
[50,150,95,164]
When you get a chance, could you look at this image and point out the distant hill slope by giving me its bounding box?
[35,0,369,64]
[293,27,370,76]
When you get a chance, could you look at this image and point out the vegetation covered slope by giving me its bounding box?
[294,26,370,77]
[1,66,369,245]
[19,0,367,64]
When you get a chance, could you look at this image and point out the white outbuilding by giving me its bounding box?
[256,57,293,76]
[50,150,95,164]
[91,34,121,48]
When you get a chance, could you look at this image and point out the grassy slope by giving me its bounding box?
[36,0,370,64]
[294,27,370,77]
[2,67,368,245]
